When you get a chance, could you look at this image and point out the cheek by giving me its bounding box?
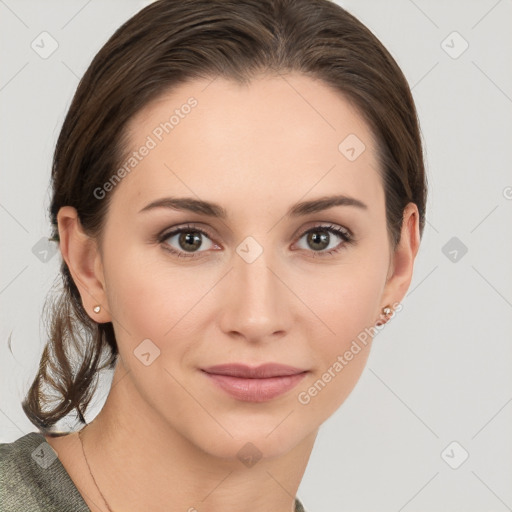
[101,243,180,351]
[101,250,201,413]
[293,252,387,415]
[294,279,378,423]
[306,269,381,379]
[299,255,387,343]
[102,245,218,361]
[295,344,371,423]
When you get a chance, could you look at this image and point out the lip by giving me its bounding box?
[202,363,306,378]
[201,363,308,402]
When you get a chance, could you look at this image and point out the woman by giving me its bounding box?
[0,0,426,510]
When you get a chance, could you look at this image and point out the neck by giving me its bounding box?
[80,360,316,512]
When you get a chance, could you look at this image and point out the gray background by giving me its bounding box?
[1,1,511,511]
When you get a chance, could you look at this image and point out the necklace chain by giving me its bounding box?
[78,426,115,512]
[78,426,301,512]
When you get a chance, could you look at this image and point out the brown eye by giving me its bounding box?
[295,224,353,256]
[159,225,217,258]
[306,230,330,251]
[175,231,204,252]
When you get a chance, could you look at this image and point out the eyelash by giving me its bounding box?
[157,223,354,259]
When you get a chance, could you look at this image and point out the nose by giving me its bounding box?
[218,241,292,344]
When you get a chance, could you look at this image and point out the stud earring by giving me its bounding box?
[382,306,392,316]
[93,305,101,314]
[376,304,393,326]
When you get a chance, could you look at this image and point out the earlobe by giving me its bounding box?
[57,206,110,322]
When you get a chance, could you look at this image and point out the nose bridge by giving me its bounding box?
[219,236,289,340]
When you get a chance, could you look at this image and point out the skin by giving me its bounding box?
[45,73,420,512]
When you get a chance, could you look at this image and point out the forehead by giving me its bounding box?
[110,73,382,216]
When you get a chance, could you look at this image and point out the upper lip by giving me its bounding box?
[201,363,307,378]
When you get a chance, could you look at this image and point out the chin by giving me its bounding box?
[183,415,313,464]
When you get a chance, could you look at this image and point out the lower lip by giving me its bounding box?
[202,371,308,402]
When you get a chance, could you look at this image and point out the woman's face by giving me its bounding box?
[66,73,417,460]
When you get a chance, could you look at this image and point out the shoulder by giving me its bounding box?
[0,432,90,512]
[295,496,308,512]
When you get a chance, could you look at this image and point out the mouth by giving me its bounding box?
[200,363,309,402]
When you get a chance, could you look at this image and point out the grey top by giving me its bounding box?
[0,432,306,512]
[0,432,90,511]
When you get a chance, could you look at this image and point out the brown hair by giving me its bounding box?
[21,0,427,433]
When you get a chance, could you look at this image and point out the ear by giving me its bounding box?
[380,202,421,310]
[57,206,110,323]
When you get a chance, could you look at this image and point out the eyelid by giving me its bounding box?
[296,222,353,241]
[158,223,217,242]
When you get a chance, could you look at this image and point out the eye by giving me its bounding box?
[158,224,219,258]
[157,223,354,260]
[294,224,353,257]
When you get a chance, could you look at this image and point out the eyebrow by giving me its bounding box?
[138,194,368,218]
